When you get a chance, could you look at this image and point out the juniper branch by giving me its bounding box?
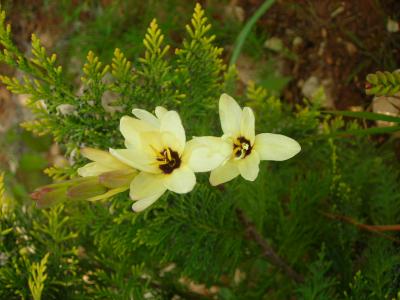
[320,211,400,244]
[236,208,304,283]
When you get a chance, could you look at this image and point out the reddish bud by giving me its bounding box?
[31,186,67,209]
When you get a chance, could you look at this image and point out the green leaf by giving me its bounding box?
[230,0,276,66]
[313,125,400,140]
[323,110,400,123]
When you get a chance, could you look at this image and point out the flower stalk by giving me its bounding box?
[236,208,304,284]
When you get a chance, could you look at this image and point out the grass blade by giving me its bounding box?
[229,0,276,66]
[323,110,400,123]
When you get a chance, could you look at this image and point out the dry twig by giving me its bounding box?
[236,208,304,283]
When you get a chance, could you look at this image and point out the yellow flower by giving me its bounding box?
[78,148,133,177]
[110,107,230,212]
[77,148,137,201]
[209,93,301,186]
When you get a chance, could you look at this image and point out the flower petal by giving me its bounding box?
[78,148,130,177]
[183,136,231,172]
[81,148,127,166]
[110,148,159,173]
[155,106,168,119]
[219,93,242,136]
[254,133,301,161]
[78,162,116,177]
[209,161,240,186]
[120,116,155,148]
[131,189,166,212]
[140,131,165,153]
[164,167,196,194]
[132,108,160,128]
[130,172,166,200]
[160,110,186,151]
[161,131,184,155]
[237,151,260,181]
[80,148,110,162]
[240,107,255,144]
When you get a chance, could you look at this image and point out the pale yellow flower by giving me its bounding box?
[77,148,136,201]
[31,149,136,208]
[209,93,301,186]
[78,148,133,177]
[110,107,230,212]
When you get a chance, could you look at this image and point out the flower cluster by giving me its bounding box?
[32,94,301,212]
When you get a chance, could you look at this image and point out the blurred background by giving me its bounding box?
[1,0,400,200]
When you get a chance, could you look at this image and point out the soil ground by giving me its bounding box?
[241,0,400,109]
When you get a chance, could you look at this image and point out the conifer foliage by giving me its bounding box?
[0,3,400,299]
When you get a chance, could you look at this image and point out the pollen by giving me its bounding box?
[157,148,181,174]
[233,136,252,159]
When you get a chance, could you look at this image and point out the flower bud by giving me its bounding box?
[66,177,108,201]
[99,169,137,188]
[31,185,68,209]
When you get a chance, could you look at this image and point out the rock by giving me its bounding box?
[300,76,335,108]
[56,104,77,116]
[101,91,123,115]
[345,42,357,56]
[301,76,319,99]
[387,18,399,33]
[292,36,303,48]
[264,37,284,52]
[372,95,400,127]
[224,2,245,23]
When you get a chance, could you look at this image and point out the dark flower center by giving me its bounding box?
[157,148,181,174]
[233,136,252,159]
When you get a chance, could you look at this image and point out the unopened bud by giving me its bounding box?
[67,177,107,201]
[99,169,136,188]
[31,185,68,209]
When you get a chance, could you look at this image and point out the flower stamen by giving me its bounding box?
[233,136,252,160]
[157,148,181,174]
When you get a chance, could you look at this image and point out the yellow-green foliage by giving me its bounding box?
[0,3,227,151]
[0,172,5,217]
[366,70,400,96]
[0,3,400,300]
[28,253,50,300]
[0,172,13,218]
[175,3,226,122]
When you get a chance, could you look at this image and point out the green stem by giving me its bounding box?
[229,0,276,66]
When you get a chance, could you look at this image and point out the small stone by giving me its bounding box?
[225,5,245,23]
[321,28,328,39]
[56,104,76,116]
[387,18,399,33]
[101,91,123,115]
[331,5,345,18]
[264,37,284,52]
[372,95,400,127]
[301,76,319,99]
[301,76,334,108]
[318,41,326,56]
[292,36,303,48]
[345,42,357,55]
